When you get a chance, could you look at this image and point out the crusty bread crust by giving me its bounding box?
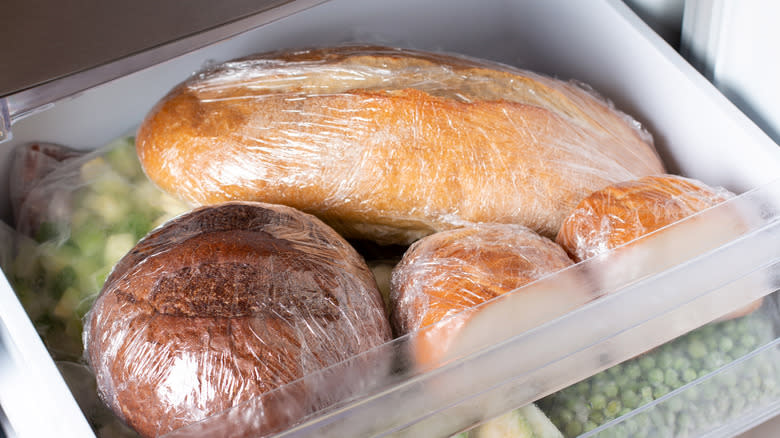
[556,174,763,319]
[390,224,574,365]
[84,202,391,437]
[556,174,733,262]
[137,46,664,244]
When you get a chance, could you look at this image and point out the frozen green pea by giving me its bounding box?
[621,389,639,409]
[604,400,622,418]
[648,368,664,385]
[590,394,607,411]
[653,385,670,398]
[589,409,605,425]
[687,339,708,359]
[639,356,656,372]
[558,408,574,424]
[564,420,582,437]
[664,369,680,387]
[740,334,758,349]
[625,363,642,379]
[718,337,734,354]
[603,381,619,399]
[682,368,698,383]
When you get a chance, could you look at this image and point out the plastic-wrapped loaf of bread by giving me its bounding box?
[137,45,665,245]
[390,224,591,368]
[83,202,392,437]
[556,174,763,319]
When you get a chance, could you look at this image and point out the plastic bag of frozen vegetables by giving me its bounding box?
[4,137,190,437]
[459,295,779,438]
[8,136,190,362]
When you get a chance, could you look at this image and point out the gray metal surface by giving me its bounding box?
[0,0,325,142]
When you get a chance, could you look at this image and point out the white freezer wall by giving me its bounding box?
[2,0,779,227]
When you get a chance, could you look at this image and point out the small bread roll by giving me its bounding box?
[83,202,392,437]
[557,174,763,319]
[137,45,664,245]
[390,224,588,368]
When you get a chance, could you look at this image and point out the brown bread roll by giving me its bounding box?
[83,202,392,437]
[557,174,763,319]
[390,224,589,368]
[137,45,664,245]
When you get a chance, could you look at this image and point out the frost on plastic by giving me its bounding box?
[556,174,763,319]
[389,224,584,367]
[136,45,665,245]
[83,202,393,438]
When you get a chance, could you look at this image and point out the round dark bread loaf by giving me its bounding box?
[83,202,392,437]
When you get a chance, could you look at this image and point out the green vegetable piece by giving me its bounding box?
[35,221,64,243]
[653,385,670,399]
[664,369,680,387]
[639,356,656,372]
[103,233,136,266]
[564,420,582,437]
[116,210,153,241]
[590,394,607,411]
[71,226,105,258]
[52,265,77,295]
[603,381,618,399]
[79,156,109,181]
[103,138,142,180]
[620,389,639,409]
[718,337,734,354]
[647,368,664,385]
[740,334,757,349]
[687,339,707,359]
[53,286,83,320]
[603,400,622,419]
[471,404,563,438]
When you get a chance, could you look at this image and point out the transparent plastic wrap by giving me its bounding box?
[556,174,764,320]
[471,294,780,438]
[8,142,84,225]
[160,179,779,438]
[389,224,580,368]
[5,137,191,362]
[82,202,393,438]
[136,45,666,245]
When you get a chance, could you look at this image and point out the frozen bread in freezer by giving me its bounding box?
[556,174,764,319]
[390,224,589,368]
[136,45,665,245]
[83,202,392,437]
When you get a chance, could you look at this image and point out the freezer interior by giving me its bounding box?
[0,0,779,437]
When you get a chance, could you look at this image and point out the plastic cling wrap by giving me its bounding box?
[137,45,665,245]
[537,297,780,437]
[389,224,587,368]
[83,202,393,438]
[556,174,764,319]
[6,137,191,362]
[556,174,735,262]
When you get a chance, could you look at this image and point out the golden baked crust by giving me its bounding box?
[390,224,574,366]
[556,174,733,262]
[556,174,762,319]
[137,45,664,244]
[84,202,391,437]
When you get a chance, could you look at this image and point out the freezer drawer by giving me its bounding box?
[0,0,779,437]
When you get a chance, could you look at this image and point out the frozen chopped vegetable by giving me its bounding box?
[7,136,191,361]
[537,303,779,437]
